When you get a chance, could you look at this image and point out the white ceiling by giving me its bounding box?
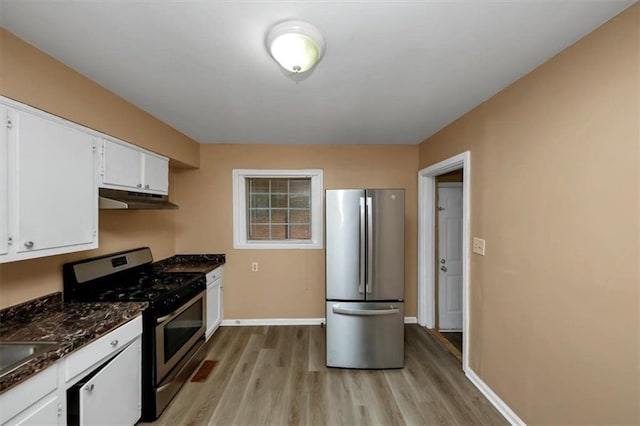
[0,0,635,145]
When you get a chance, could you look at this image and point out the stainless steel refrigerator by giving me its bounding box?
[325,189,405,369]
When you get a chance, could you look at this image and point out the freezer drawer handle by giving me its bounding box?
[332,305,400,316]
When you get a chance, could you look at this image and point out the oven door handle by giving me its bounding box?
[156,312,175,325]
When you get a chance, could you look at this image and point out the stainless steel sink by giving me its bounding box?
[0,341,59,377]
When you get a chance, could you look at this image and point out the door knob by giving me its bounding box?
[440,265,447,272]
[440,259,446,264]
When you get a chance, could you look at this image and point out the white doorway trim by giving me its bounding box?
[417,151,471,371]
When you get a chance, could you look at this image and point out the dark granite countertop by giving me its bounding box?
[153,253,225,274]
[0,293,146,394]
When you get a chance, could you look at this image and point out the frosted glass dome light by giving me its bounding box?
[266,20,325,73]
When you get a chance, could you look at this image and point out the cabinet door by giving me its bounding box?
[142,153,169,194]
[10,395,60,426]
[14,110,96,254]
[206,280,222,340]
[102,139,143,190]
[0,106,8,256]
[78,338,141,425]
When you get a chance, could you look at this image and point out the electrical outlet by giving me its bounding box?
[251,262,259,272]
[472,237,486,256]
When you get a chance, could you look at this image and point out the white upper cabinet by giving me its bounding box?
[142,151,169,193]
[0,98,98,263]
[102,139,142,190]
[14,111,97,255]
[101,138,169,195]
[0,105,8,257]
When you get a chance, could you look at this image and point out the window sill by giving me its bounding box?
[233,240,323,250]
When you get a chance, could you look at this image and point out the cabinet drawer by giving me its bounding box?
[65,316,142,383]
[206,266,223,283]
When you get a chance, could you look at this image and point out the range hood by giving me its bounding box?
[99,188,178,210]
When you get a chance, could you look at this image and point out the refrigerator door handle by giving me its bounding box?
[359,197,366,294]
[332,304,400,316]
[366,196,373,293]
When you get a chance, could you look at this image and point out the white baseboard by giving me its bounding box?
[221,316,419,326]
[465,368,526,426]
[221,318,324,326]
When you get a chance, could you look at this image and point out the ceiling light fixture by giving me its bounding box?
[266,20,325,73]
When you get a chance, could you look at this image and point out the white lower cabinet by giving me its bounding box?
[70,338,141,426]
[0,317,142,426]
[9,394,60,426]
[0,365,62,426]
[205,266,224,340]
[66,317,142,426]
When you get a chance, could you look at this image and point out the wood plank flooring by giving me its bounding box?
[145,325,506,425]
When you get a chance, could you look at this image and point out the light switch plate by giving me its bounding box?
[472,237,486,255]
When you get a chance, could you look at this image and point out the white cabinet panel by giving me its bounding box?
[143,153,168,193]
[8,395,60,426]
[101,139,169,195]
[15,111,96,254]
[0,364,58,425]
[205,267,223,340]
[0,98,99,264]
[77,338,141,426]
[102,139,142,190]
[0,106,8,257]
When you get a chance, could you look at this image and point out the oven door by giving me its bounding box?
[155,292,206,382]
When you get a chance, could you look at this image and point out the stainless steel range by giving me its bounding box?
[63,247,207,421]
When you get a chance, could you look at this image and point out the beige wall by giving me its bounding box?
[419,5,639,425]
[174,144,418,319]
[0,30,200,308]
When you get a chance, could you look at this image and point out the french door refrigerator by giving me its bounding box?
[325,189,405,369]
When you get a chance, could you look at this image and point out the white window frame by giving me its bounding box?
[233,169,324,249]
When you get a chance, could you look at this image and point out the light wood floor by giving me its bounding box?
[146,325,507,425]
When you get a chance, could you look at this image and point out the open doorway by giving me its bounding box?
[417,151,470,372]
[435,172,463,360]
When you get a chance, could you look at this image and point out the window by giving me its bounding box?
[233,169,323,249]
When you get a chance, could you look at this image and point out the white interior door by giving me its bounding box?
[438,184,463,331]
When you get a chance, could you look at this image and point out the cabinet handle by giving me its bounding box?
[145,184,150,189]
[136,183,142,188]
[24,241,34,248]
[84,384,95,392]
[110,339,119,346]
